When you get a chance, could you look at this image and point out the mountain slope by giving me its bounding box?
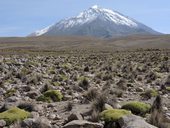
[30,5,160,38]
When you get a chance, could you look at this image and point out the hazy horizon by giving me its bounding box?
[0,0,170,37]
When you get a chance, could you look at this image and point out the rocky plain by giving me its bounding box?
[0,36,170,128]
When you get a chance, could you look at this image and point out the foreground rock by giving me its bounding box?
[0,120,6,128]
[63,120,103,128]
[21,117,52,128]
[66,112,83,123]
[118,115,157,128]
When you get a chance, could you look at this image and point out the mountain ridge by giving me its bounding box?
[30,5,161,38]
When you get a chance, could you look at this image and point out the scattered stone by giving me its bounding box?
[21,117,52,128]
[104,103,113,110]
[48,114,56,120]
[136,87,144,92]
[30,112,39,118]
[67,112,83,123]
[55,114,62,120]
[63,120,103,128]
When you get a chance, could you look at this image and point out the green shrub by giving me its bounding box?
[100,109,131,122]
[37,95,51,102]
[121,101,151,116]
[37,90,63,102]
[141,89,158,99]
[0,107,30,125]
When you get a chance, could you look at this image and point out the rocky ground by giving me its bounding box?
[0,49,170,128]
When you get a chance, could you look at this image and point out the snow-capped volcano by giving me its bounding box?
[30,5,160,37]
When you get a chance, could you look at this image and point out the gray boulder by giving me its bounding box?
[67,112,83,122]
[21,117,52,128]
[63,120,103,128]
[118,115,158,128]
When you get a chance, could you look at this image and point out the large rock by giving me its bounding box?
[67,112,83,122]
[104,103,113,110]
[0,120,6,128]
[63,120,103,128]
[118,115,158,128]
[21,117,52,128]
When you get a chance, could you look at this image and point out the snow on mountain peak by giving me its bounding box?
[34,25,53,36]
[75,5,138,27]
[91,5,99,9]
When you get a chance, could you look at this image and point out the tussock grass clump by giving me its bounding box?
[91,95,107,113]
[37,95,51,103]
[78,77,89,90]
[17,102,35,112]
[0,107,30,125]
[65,102,73,111]
[145,71,157,81]
[91,110,100,122]
[40,83,50,93]
[37,90,63,102]
[121,101,151,116]
[100,109,131,122]
[90,94,107,122]
[4,89,16,98]
[116,78,127,90]
[84,87,99,101]
[27,74,41,85]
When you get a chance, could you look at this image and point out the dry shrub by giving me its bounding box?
[65,102,73,111]
[84,87,99,102]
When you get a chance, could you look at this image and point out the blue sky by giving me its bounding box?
[0,0,170,37]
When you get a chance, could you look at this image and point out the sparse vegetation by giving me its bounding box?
[4,89,16,98]
[0,107,30,125]
[78,77,89,90]
[121,101,151,116]
[84,87,99,101]
[100,109,131,122]
[0,48,169,127]
[37,90,63,102]
[91,95,107,113]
